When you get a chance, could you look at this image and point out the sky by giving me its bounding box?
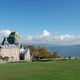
[0,0,80,45]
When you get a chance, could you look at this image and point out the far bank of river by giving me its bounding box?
[46,45,80,57]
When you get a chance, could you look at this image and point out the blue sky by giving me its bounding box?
[0,0,80,36]
[0,0,80,45]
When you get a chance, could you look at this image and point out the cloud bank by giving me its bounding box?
[0,29,80,45]
[24,30,80,45]
[0,30,11,43]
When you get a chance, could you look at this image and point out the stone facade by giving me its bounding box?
[0,45,19,62]
[0,44,31,62]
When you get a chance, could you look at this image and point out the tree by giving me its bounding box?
[32,47,50,59]
[27,45,35,55]
[52,51,60,58]
[27,45,60,59]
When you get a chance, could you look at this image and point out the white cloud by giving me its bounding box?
[33,30,53,43]
[0,30,11,37]
[20,35,33,44]
[40,30,51,38]
[23,30,80,45]
[54,34,76,41]
[53,34,80,45]
[26,35,33,41]
[0,30,11,43]
[36,30,52,39]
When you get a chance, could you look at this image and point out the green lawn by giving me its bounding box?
[0,60,80,80]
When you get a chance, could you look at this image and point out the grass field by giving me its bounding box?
[0,60,80,80]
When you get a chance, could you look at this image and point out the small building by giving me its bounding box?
[19,46,32,61]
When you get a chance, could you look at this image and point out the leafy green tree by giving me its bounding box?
[27,45,60,59]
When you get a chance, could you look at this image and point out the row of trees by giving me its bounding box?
[27,45,60,59]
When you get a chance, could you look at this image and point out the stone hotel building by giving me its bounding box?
[0,32,31,62]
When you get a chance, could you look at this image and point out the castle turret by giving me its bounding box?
[7,32,19,45]
[25,48,32,62]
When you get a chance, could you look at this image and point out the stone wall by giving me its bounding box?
[0,47,19,62]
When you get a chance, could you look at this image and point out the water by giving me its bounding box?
[46,45,80,57]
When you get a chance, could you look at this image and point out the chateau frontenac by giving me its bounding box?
[0,32,31,62]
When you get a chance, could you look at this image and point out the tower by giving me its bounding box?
[7,32,20,45]
[25,48,32,62]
